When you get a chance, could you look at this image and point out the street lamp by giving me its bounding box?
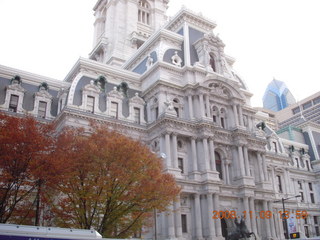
[274,194,302,239]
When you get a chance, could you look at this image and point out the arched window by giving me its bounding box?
[212,106,219,123]
[220,108,226,129]
[209,53,216,72]
[138,0,150,25]
[215,151,223,180]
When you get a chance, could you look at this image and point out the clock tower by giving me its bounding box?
[90,0,169,66]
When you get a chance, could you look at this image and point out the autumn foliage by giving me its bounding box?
[0,113,55,224]
[52,125,180,237]
[0,113,180,237]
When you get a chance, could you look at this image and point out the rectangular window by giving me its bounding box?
[300,192,304,202]
[277,175,282,193]
[304,226,309,238]
[181,214,187,233]
[310,193,315,203]
[155,107,159,119]
[313,96,320,105]
[298,181,303,190]
[174,107,179,117]
[87,96,95,113]
[38,101,47,118]
[178,157,184,173]
[9,94,19,112]
[302,101,312,110]
[134,107,140,124]
[60,98,64,111]
[110,102,118,118]
[306,161,310,171]
[292,107,301,115]
[316,226,320,236]
[296,158,300,168]
[273,142,278,153]
[314,216,318,225]
[309,182,313,191]
[221,118,225,128]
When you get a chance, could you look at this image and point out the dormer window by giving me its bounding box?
[138,0,150,25]
[38,101,47,118]
[87,96,95,113]
[209,53,216,72]
[134,107,141,124]
[110,102,118,118]
[9,95,19,112]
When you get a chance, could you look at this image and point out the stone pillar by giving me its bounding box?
[194,194,203,239]
[167,203,175,238]
[213,194,222,237]
[263,200,271,239]
[207,193,216,238]
[205,94,210,117]
[209,139,216,171]
[243,146,250,176]
[174,196,182,238]
[239,105,244,126]
[268,201,276,238]
[257,152,265,181]
[199,94,205,118]
[183,22,191,66]
[203,138,210,171]
[243,196,251,231]
[261,154,268,181]
[233,104,239,126]
[191,137,198,172]
[249,197,257,234]
[172,134,178,169]
[188,95,194,119]
[238,145,245,176]
[271,167,276,192]
[225,162,230,184]
[165,133,172,168]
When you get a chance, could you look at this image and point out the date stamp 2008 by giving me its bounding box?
[212,210,308,220]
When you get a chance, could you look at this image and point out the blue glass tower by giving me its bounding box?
[263,79,296,111]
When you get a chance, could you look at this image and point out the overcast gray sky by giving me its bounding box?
[0,0,319,107]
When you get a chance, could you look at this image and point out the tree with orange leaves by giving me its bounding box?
[0,113,55,224]
[51,125,180,238]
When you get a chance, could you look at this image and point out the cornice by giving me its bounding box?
[166,7,216,33]
[0,64,69,91]
[64,57,141,89]
[123,29,184,70]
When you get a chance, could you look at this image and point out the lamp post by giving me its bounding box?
[275,194,301,239]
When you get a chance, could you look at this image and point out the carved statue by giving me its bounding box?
[227,217,256,240]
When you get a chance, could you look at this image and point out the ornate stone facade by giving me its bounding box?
[0,1,319,239]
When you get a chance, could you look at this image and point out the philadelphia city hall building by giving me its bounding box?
[0,1,319,239]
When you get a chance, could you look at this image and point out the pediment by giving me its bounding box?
[35,89,53,99]
[7,83,25,92]
[82,80,101,93]
[107,87,124,99]
[203,79,244,100]
[130,93,145,105]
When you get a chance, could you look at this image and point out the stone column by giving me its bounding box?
[233,104,239,126]
[243,196,251,231]
[174,196,182,238]
[238,145,245,176]
[213,194,222,237]
[165,133,172,168]
[172,134,178,169]
[199,94,205,118]
[209,138,216,171]
[194,194,203,239]
[183,22,191,66]
[239,106,244,126]
[203,138,210,171]
[188,95,194,119]
[167,203,176,238]
[249,197,257,234]
[268,201,276,238]
[261,154,268,181]
[225,162,230,184]
[257,152,265,181]
[263,200,271,239]
[243,146,250,176]
[207,193,216,238]
[271,167,276,192]
[191,137,198,172]
[205,94,210,117]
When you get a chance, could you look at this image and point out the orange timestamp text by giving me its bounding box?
[212,210,308,220]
